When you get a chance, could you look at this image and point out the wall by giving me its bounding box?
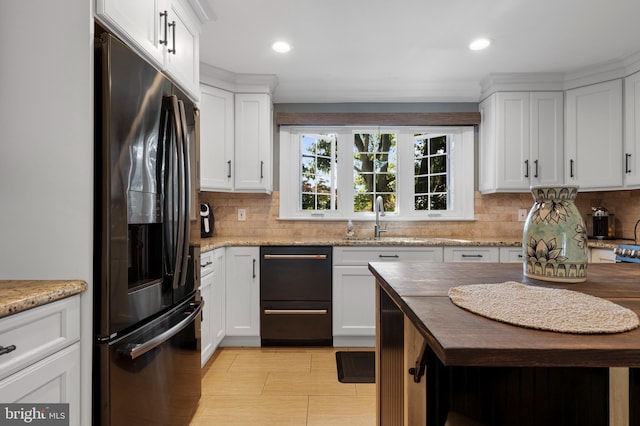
[201,189,640,242]
[0,2,94,425]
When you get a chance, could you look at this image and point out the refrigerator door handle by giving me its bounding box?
[177,99,191,287]
[163,95,187,290]
[124,301,203,360]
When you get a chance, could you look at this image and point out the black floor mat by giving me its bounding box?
[335,351,375,383]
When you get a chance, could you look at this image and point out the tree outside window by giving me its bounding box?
[353,133,397,213]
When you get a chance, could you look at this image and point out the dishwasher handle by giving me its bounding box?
[264,309,328,315]
[263,254,328,260]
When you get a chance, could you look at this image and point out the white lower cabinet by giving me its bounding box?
[589,247,617,263]
[499,246,525,263]
[223,246,260,346]
[333,246,443,346]
[0,296,81,425]
[200,248,227,366]
[443,246,500,262]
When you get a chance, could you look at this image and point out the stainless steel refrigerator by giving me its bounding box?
[93,29,202,426]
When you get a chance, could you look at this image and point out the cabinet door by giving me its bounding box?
[234,94,273,193]
[200,271,213,366]
[211,248,226,349]
[333,266,376,337]
[96,0,163,66]
[530,92,564,186]
[443,246,499,262]
[0,343,80,425]
[625,71,640,187]
[200,85,234,191]
[225,247,260,336]
[163,0,200,100]
[478,94,497,193]
[565,80,623,189]
[495,92,530,190]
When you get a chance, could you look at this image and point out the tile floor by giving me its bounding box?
[189,347,376,426]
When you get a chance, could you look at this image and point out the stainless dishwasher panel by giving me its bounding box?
[260,246,333,346]
[260,246,332,301]
[260,301,332,345]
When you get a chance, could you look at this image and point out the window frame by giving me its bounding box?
[279,125,475,221]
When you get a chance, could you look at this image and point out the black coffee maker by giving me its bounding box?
[200,203,214,237]
[590,206,614,239]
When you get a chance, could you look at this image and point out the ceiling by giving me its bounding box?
[199,0,640,103]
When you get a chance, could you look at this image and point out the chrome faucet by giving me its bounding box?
[374,195,387,238]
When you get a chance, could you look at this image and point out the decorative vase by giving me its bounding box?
[522,185,588,283]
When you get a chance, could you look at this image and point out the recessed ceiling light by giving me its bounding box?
[469,38,491,51]
[272,41,291,53]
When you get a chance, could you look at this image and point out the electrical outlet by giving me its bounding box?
[518,209,527,222]
[238,208,247,221]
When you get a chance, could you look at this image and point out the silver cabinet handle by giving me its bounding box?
[524,159,529,178]
[461,254,483,258]
[227,160,232,178]
[626,153,632,173]
[263,254,327,260]
[379,254,400,258]
[534,159,539,178]
[260,161,264,179]
[201,261,213,268]
[159,11,168,46]
[264,309,328,315]
[168,21,176,54]
[0,345,16,356]
[253,259,256,278]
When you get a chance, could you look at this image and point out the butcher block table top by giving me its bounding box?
[368,262,640,368]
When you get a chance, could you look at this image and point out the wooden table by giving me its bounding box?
[370,262,640,426]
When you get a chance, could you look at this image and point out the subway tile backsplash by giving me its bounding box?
[200,190,640,242]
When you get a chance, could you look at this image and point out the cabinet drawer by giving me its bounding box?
[333,246,443,265]
[443,247,499,263]
[0,296,80,380]
[499,247,525,263]
[201,249,215,277]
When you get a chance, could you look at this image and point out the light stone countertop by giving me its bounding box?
[200,236,630,254]
[0,280,87,318]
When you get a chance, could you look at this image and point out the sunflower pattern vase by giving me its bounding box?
[522,186,588,283]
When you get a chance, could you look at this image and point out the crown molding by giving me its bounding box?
[199,63,278,94]
[479,73,565,101]
[187,0,216,23]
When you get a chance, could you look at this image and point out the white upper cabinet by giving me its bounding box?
[200,85,235,191]
[95,0,201,100]
[565,79,623,190]
[479,91,563,193]
[624,71,640,187]
[234,93,273,193]
[200,89,273,194]
[162,0,200,98]
[95,0,164,65]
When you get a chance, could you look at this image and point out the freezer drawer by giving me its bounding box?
[95,296,203,426]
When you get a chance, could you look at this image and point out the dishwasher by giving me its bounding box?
[260,246,333,346]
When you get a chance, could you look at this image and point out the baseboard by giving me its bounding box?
[333,336,376,347]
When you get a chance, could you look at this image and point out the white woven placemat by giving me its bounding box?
[448,282,640,334]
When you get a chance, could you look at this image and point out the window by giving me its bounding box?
[353,132,397,213]
[279,126,474,221]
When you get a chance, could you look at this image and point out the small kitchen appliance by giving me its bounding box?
[588,206,615,239]
[200,202,214,237]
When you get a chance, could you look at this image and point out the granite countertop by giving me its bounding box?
[0,280,87,318]
[200,235,631,254]
[199,236,524,253]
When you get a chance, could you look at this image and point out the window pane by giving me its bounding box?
[353,132,397,213]
[413,134,449,212]
[299,134,337,211]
